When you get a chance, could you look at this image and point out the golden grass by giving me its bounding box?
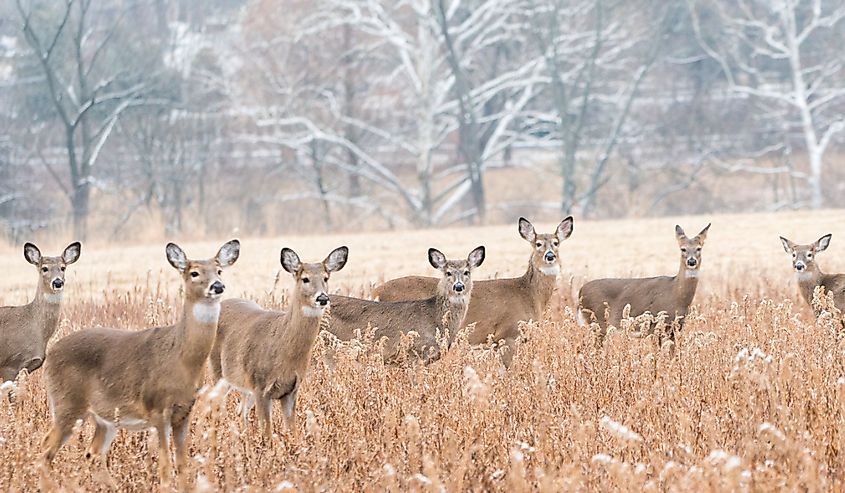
[1,210,844,491]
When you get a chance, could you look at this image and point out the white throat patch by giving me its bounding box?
[43,293,63,304]
[448,295,469,305]
[539,265,560,276]
[301,306,326,318]
[797,272,815,282]
[685,269,699,278]
[193,303,221,324]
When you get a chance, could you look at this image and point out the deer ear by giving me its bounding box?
[518,217,536,243]
[23,243,42,265]
[815,234,832,252]
[62,242,81,264]
[324,246,349,273]
[467,246,486,269]
[696,223,711,242]
[428,248,447,269]
[675,225,687,242]
[166,243,188,273]
[557,216,574,241]
[780,236,795,254]
[216,239,240,268]
[281,248,302,274]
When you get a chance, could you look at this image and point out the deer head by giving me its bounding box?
[24,242,81,301]
[281,246,349,318]
[519,216,574,276]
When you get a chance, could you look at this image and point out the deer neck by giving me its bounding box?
[178,298,221,374]
[277,297,324,360]
[674,261,700,308]
[435,284,470,346]
[796,264,824,307]
[522,261,558,313]
[31,282,63,344]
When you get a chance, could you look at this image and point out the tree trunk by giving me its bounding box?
[71,182,90,241]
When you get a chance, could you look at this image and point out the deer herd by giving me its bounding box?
[0,218,843,487]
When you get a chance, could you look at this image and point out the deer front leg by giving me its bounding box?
[153,414,174,485]
[172,416,191,491]
[255,394,273,443]
[280,385,299,435]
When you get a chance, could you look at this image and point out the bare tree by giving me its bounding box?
[14,0,158,239]
[691,0,845,209]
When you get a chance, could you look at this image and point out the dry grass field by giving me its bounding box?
[1,209,845,492]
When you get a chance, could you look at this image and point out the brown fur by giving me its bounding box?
[210,246,348,441]
[0,242,80,382]
[327,246,485,364]
[373,217,573,367]
[41,240,239,487]
[578,224,710,339]
[780,234,845,315]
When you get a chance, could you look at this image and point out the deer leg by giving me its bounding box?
[499,338,517,369]
[42,410,80,466]
[239,393,255,426]
[255,394,273,443]
[153,413,174,485]
[86,417,118,489]
[172,416,191,491]
[280,386,298,434]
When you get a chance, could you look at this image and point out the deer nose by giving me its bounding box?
[210,281,225,295]
[453,282,465,293]
[52,278,64,289]
[686,257,697,267]
[544,251,556,262]
[795,262,806,271]
[316,293,329,306]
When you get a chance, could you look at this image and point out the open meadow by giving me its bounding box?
[1,210,845,491]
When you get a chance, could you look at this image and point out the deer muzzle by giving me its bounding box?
[209,281,225,296]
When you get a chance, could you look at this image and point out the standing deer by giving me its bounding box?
[0,242,81,383]
[578,224,710,339]
[779,234,845,314]
[41,240,239,487]
[327,246,486,364]
[210,246,348,441]
[374,217,573,367]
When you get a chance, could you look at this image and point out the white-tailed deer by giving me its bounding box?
[41,240,239,487]
[780,234,845,315]
[210,246,348,441]
[374,217,573,367]
[0,242,81,383]
[327,246,486,364]
[578,224,710,339]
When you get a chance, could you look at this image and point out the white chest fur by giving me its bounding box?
[685,270,700,279]
[301,306,326,318]
[43,293,63,304]
[193,303,221,324]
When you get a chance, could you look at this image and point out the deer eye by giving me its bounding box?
[463,270,469,276]
[535,242,542,248]
[323,277,329,282]
[302,277,310,283]
[60,266,66,271]
[41,267,48,273]
[190,272,200,278]
[217,269,223,275]
[680,248,687,253]
[446,271,453,277]
[553,241,559,247]
[807,253,813,258]
[695,247,701,253]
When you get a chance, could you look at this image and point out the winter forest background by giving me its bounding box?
[0,0,843,242]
